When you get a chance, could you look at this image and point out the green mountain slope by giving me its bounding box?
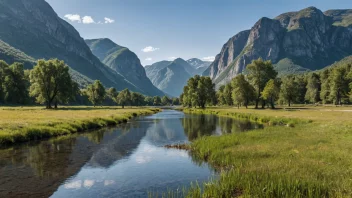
[0,0,139,91]
[85,38,165,96]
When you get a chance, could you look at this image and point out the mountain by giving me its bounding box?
[187,58,212,74]
[146,58,193,97]
[0,0,144,92]
[205,7,352,86]
[85,38,164,96]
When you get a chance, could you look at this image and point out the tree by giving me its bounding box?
[0,60,7,102]
[294,76,307,104]
[279,76,299,107]
[86,80,106,106]
[195,76,216,108]
[106,87,119,104]
[54,81,79,108]
[180,76,216,108]
[29,59,75,109]
[320,69,331,104]
[144,96,153,106]
[153,96,162,106]
[2,62,29,104]
[216,85,226,106]
[117,88,131,108]
[246,58,278,108]
[329,66,349,105]
[131,92,145,106]
[305,73,320,104]
[161,96,170,106]
[231,74,256,108]
[223,84,233,106]
[172,97,180,105]
[261,79,280,109]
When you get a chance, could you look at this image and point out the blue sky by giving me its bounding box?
[46,0,351,66]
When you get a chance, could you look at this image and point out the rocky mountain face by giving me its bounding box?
[85,38,164,96]
[0,0,143,92]
[146,58,199,97]
[205,7,352,86]
[187,58,212,74]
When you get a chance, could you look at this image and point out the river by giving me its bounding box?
[0,110,263,198]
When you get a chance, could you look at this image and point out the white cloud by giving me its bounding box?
[145,57,153,61]
[202,56,215,62]
[168,57,177,61]
[64,14,81,23]
[142,46,160,53]
[82,16,95,24]
[104,17,115,24]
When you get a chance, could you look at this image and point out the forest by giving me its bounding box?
[0,59,179,108]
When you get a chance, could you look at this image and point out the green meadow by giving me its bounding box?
[0,106,160,145]
[179,106,352,197]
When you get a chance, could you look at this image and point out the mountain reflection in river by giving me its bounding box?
[0,110,262,198]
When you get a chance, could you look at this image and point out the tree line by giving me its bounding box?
[0,59,179,108]
[181,58,352,109]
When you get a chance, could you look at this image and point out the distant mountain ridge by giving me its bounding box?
[145,58,207,96]
[0,0,166,95]
[205,7,352,86]
[85,38,165,96]
[187,58,212,74]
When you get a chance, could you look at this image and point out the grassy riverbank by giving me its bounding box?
[0,106,160,145]
[181,106,352,197]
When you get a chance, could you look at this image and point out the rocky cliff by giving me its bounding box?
[85,38,165,96]
[205,7,352,86]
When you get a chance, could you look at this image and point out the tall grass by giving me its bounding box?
[168,107,352,197]
[0,107,160,145]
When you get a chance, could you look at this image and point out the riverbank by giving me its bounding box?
[180,106,352,197]
[0,106,160,145]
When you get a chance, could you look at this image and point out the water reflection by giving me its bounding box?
[0,110,262,198]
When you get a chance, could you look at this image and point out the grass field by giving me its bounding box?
[0,106,160,145]
[180,106,352,197]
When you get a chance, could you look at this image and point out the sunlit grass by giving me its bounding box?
[0,106,160,145]
[178,106,352,197]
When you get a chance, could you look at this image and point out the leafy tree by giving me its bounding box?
[86,80,106,106]
[153,96,162,106]
[117,88,131,108]
[131,92,145,106]
[1,62,29,104]
[197,76,216,108]
[0,61,7,102]
[29,59,75,109]
[329,66,349,105]
[216,85,226,106]
[231,74,255,108]
[172,97,180,105]
[305,73,321,104]
[106,87,119,104]
[54,81,79,108]
[180,75,216,108]
[261,79,280,109]
[294,76,307,104]
[144,96,154,106]
[223,84,233,106]
[279,76,299,107]
[181,86,191,107]
[246,58,278,108]
[161,96,170,106]
[320,69,331,104]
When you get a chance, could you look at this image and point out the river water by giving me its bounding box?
[0,110,263,198]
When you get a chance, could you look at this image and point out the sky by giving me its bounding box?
[46,0,351,66]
